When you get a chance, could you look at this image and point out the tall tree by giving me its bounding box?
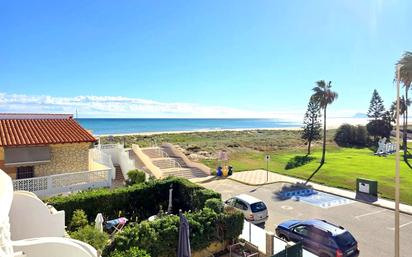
[301,99,322,155]
[311,80,338,164]
[396,52,412,159]
[367,89,385,121]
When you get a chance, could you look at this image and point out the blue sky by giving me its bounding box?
[0,0,411,119]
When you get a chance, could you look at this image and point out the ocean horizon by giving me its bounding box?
[76,118,301,135]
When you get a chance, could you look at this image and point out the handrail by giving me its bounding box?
[132,144,164,178]
[161,143,211,175]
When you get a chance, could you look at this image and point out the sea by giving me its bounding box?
[76,118,300,135]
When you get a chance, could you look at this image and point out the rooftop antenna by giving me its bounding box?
[75,108,78,119]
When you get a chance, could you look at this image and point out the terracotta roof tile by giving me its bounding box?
[0,118,96,147]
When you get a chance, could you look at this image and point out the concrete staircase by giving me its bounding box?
[112,165,125,187]
[131,146,208,179]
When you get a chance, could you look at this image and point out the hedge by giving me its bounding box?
[107,207,244,257]
[48,177,221,226]
[109,247,150,257]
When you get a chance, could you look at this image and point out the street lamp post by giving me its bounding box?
[395,65,401,257]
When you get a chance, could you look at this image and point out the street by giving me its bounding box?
[202,179,412,257]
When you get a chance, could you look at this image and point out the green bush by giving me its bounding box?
[334,124,369,147]
[204,198,224,213]
[110,207,243,257]
[126,170,146,185]
[285,155,315,170]
[109,247,150,257]
[69,209,88,231]
[70,225,109,253]
[48,177,221,226]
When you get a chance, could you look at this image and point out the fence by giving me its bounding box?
[89,148,116,179]
[240,221,318,257]
[98,144,136,180]
[240,221,266,253]
[12,169,112,198]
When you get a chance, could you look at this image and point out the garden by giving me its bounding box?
[47,176,244,257]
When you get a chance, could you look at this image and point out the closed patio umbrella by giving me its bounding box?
[95,213,104,232]
[177,211,191,257]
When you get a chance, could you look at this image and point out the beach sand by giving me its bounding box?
[96,117,368,137]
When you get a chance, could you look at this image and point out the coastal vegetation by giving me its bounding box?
[301,99,321,155]
[101,129,412,205]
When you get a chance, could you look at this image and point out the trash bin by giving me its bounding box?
[228,166,233,176]
[216,166,222,177]
[222,166,228,177]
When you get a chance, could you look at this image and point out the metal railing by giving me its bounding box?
[13,169,112,198]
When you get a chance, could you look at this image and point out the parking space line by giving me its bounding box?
[387,221,412,231]
[354,210,386,220]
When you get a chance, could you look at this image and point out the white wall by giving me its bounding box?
[12,237,97,257]
[0,169,14,257]
[9,191,65,240]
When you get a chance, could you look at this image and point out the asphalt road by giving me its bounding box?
[201,179,412,257]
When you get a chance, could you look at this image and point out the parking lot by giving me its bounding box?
[202,179,412,257]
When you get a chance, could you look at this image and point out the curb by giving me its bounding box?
[227,177,412,216]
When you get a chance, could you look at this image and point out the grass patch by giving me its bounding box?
[202,147,412,205]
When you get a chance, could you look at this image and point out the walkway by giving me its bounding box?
[228,169,412,215]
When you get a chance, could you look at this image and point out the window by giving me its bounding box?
[16,166,34,179]
[293,225,309,237]
[235,199,248,210]
[225,198,235,206]
[250,202,267,213]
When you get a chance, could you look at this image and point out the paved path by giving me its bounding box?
[226,170,412,215]
[200,178,412,257]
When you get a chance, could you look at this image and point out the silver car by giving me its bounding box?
[224,194,268,224]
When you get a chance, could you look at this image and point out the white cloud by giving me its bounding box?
[0,92,364,120]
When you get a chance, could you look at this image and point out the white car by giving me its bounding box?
[224,194,268,224]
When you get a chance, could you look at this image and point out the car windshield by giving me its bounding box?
[250,202,267,213]
[334,232,356,248]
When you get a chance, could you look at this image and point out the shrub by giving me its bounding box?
[126,170,146,185]
[285,155,315,170]
[110,208,243,257]
[70,225,109,253]
[110,247,150,257]
[334,124,369,147]
[204,198,224,213]
[48,177,221,226]
[69,209,88,231]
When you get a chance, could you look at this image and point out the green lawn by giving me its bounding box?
[203,147,412,205]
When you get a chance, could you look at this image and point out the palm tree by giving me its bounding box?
[396,52,412,160]
[311,80,338,164]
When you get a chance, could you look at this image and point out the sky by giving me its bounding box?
[0,0,411,119]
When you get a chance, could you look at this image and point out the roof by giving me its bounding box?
[301,219,345,236]
[0,114,96,147]
[235,194,263,204]
[0,113,73,120]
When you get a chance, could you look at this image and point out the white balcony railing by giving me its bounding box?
[98,144,136,180]
[89,148,116,179]
[12,169,112,198]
